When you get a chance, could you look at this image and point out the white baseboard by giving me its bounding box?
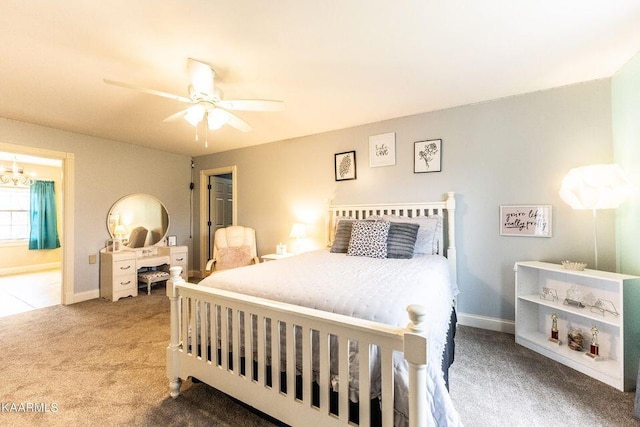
[69,289,100,304]
[0,262,62,276]
[457,312,515,334]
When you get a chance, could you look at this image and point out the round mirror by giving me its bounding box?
[107,194,170,247]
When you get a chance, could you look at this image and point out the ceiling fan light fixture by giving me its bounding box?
[184,104,205,126]
[207,108,229,130]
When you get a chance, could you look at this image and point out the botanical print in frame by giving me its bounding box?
[500,205,552,237]
[369,132,396,167]
[414,139,442,173]
[335,151,357,181]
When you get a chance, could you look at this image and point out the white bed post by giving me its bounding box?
[445,191,457,286]
[404,304,428,427]
[167,266,184,398]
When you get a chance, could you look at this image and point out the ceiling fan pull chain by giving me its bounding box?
[195,121,199,142]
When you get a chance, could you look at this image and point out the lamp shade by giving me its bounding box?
[559,164,632,210]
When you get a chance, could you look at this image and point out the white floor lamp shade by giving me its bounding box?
[559,164,632,269]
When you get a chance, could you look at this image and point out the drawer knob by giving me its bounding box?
[120,265,131,270]
[176,257,184,261]
[120,280,131,286]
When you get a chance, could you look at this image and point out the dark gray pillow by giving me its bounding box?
[387,222,420,259]
[330,220,354,253]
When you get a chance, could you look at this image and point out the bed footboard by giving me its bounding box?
[166,267,429,427]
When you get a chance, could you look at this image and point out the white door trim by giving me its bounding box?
[199,166,237,277]
[0,142,75,305]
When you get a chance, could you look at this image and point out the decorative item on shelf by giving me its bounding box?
[561,260,587,271]
[0,157,35,186]
[564,284,585,308]
[559,163,632,270]
[585,325,600,360]
[568,329,584,351]
[276,242,287,255]
[549,312,561,345]
[590,298,619,317]
[540,287,558,302]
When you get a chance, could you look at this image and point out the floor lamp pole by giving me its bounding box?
[592,209,598,270]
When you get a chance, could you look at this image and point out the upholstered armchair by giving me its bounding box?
[205,226,260,276]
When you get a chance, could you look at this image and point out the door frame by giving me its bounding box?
[199,166,237,277]
[0,142,75,305]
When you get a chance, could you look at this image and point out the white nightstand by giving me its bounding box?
[261,253,295,262]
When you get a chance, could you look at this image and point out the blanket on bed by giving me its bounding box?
[198,249,462,427]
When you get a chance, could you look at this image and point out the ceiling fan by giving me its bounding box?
[104,58,284,147]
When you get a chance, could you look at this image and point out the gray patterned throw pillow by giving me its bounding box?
[347,220,390,258]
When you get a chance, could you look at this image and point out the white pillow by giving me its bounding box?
[381,215,442,255]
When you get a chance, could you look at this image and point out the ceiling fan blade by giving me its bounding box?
[188,58,214,96]
[104,79,192,103]
[162,108,190,122]
[224,110,252,132]
[218,99,284,112]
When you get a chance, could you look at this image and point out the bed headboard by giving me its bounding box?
[328,191,457,284]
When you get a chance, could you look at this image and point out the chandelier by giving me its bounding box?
[1,158,35,186]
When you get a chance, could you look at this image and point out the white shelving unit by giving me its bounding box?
[514,261,640,391]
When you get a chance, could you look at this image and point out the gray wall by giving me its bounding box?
[0,118,192,294]
[613,51,640,276]
[194,79,615,322]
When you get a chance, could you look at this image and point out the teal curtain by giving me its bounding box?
[29,180,60,250]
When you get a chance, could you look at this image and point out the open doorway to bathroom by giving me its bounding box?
[0,151,64,317]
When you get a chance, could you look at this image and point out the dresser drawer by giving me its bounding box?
[113,274,136,291]
[171,252,187,265]
[113,259,136,277]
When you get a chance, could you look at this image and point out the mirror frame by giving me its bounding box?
[107,193,170,247]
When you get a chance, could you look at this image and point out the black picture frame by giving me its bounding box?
[414,139,442,173]
[335,151,357,181]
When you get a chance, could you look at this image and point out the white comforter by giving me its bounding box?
[199,249,462,427]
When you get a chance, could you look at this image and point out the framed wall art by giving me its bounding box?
[500,205,552,237]
[369,132,396,167]
[414,139,442,173]
[167,235,177,246]
[335,151,357,181]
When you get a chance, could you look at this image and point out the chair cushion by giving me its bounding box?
[217,245,254,271]
[138,271,170,283]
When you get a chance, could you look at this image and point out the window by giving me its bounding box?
[0,186,30,241]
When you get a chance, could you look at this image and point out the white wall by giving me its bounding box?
[194,79,614,322]
[0,118,192,295]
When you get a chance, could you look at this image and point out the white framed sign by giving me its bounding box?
[500,205,552,237]
[369,132,396,167]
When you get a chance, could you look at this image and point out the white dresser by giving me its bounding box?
[100,246,188,301]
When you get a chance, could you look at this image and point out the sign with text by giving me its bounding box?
[500,205,552,237]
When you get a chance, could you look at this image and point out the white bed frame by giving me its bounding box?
[166,192,456,427]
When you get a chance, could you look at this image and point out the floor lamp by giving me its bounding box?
[559,164,631,270]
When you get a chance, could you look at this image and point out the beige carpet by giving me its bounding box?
[0,289,637,426]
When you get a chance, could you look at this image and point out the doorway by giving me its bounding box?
[199,166,237,277]
[0,142,74,306]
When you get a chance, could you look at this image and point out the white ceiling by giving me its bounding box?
[1,1,639,157]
